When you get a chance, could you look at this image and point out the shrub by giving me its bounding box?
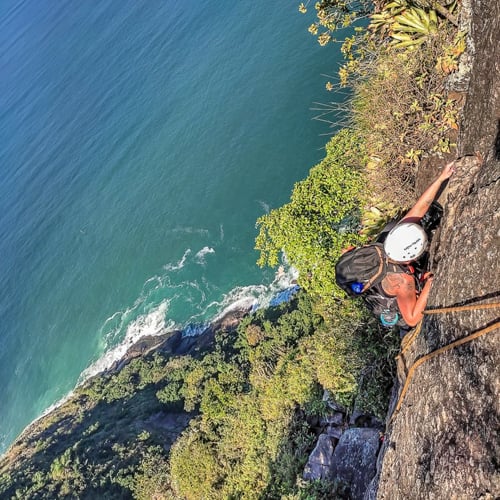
[131,446,172,500]
[245,323,265,346]
[256,129,365,305]
[169,426,222,500]
[348,19,460,218]
[165,293,384,499]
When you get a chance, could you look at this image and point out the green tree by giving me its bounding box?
[255,129,365,304]
[170,426,222,500]
[131,446,172,500]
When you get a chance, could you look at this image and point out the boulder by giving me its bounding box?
[303,428,381,499]
[330,428,381,500]
[326,425,344,440]
[320,411,344,427]
[303,434,337,480]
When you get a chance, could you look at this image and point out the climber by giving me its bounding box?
[380,161,456,327]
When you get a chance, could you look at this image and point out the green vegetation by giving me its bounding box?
[299,0,373,45]
[300,0,463,233]
[168,294,397,499]
[0,0,466,498]
[256,130,366,307]
[0,294,396,499]
[354,19,461,226]
[0,342,196,499]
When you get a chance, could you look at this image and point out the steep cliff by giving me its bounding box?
[374,0,500,497]
[1,2,498,498]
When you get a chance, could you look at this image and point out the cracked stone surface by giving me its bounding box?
[371,1,500,498]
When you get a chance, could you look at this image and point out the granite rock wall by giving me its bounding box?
[374,1,500,497]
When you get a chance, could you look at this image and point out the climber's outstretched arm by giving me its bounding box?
[402,161,456,223]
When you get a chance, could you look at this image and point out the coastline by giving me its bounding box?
[100,305,252,376]
[2,282,300,460]
[91,279,300,379]
[0,304,252,463]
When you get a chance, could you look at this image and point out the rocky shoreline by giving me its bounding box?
[94,306,252,378]
[98,283,301,377]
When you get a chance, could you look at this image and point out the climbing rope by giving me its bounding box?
[398,301,500,358]
[390,301,500,424]
[423,301,500,315]
[398,320,423,357]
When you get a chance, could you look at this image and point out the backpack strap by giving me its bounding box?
[362,245,386,292]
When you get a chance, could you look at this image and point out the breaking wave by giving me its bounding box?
[76,256,298,383]
[79,300,175,381]
[195,246,215,264]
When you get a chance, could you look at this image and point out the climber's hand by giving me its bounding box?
[422,272,434,285]
[439,161,456,181]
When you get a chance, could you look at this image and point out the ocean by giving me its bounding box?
[0,0,345,453]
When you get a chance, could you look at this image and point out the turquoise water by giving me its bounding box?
[0,0,344,453]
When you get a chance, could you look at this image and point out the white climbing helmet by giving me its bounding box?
[383,223,428,262]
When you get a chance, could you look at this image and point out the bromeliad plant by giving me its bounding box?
[370,0,458,50]
[297,0,464,245]
[378,4,439,48]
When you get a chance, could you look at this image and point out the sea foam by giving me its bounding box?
[79,299,174,382]
[25,261,300,434]
[195,246,215,264]
[163,248,191,271]
[75,254,298,385]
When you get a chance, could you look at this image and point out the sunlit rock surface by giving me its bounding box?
[373,1,500,497]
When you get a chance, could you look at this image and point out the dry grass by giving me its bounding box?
[349,26,460,231]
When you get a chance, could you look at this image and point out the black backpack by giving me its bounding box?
[335,243,408,327]
[335,243,387,297]
[335,204,442,327]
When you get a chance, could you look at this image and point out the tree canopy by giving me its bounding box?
[255,129,366,303]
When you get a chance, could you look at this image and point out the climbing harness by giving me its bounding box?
[389,300,500,424]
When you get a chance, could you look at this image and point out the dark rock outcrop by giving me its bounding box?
[304,427,381,497]
[303,396,382,498]
[102,307,250,375]
[331,428,381,500]
[303,434,338,480]
[373,1,500,497]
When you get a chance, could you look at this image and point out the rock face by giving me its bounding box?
[374,1,500,498]
[303,398,382,498]
[331,429,381,500]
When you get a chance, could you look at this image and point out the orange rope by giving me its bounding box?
[393,320,500,418]
[398,320,423,358]
[389,301,500,425]
[423,302,500,314]
[397,302,500,358]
